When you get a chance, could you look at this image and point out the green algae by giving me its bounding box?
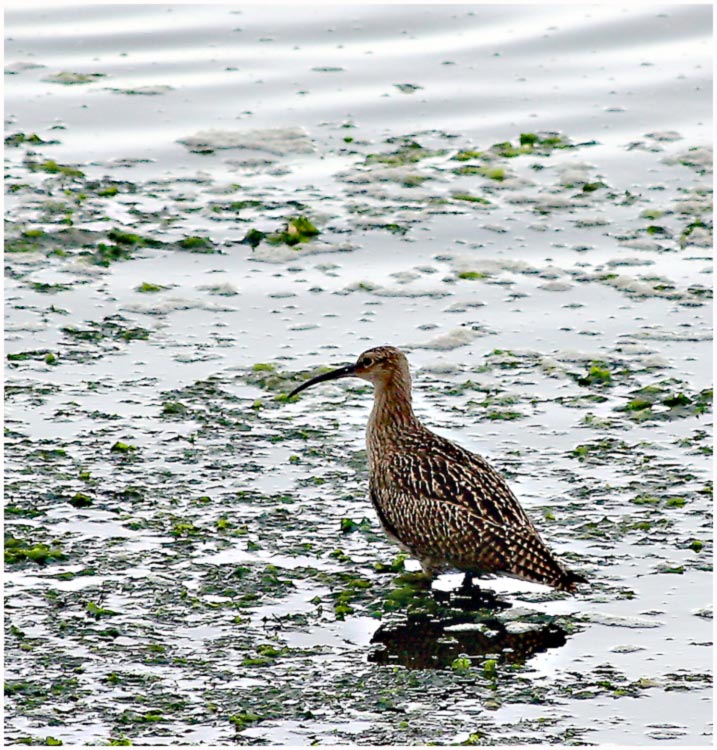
[480,165,505,180]
[483,658,498,679]
[618,382,712,421]
[5,537,66,565]
[179,235,215,252]
[451,656,472,672]
[452,192,491,204]
[570,437,631,463]
[69,492,93,508]
[675,429,711,454]
[365,138,442,167]
[85,243,135,266]
[5,231,47,254]
[267,216,320,246]
[229,712,261,731]
[453,164,505,180]
[161,400,188,415]
[29,281,71,294]
[332,575,374,620]
[226,199,263,211]
[110,441,137,454]
[379,575,436,616]
[2,225,167,267]
[107,228,163,248]
[243,361,336,396]
[4,504,44,519]
[519,131,591,152]
[452,133,580,168]
[371,222,408,234]
[631,495,661,506]
[451,133,588,170]
[483,409,524,421]
[581,181,607,192]
[491,140,533,158]
[117,710,164,725]
[17,737,63,746]
[7,349,55,363]
[680,219,710,246]
[86,601,119,619]
[136,282,167,293]
[29,160,85,178]
[171,520,199,537]
[452,149,484,161]
[241,215,319,249]
[340,517,373,534]
[374,554,407,573]
[5,132,60,148]
[62,316,150,343]
[240,228,266,249]
[657,564,685,575]
[576,362,613,387]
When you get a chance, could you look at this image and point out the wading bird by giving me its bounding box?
[289,346,587,592]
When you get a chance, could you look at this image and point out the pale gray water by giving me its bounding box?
[4,3,713,746]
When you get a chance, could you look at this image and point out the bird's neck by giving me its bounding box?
[367,376,416,454]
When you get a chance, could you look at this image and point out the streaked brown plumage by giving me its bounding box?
[289,345,587,593]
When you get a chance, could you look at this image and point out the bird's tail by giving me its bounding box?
[553,568,588,593]
[493,524,588,593]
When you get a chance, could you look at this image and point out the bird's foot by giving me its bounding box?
[447,573,509,611]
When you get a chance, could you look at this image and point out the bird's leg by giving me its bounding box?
[460,571,478,592]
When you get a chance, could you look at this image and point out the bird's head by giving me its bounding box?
[288,345,410,398]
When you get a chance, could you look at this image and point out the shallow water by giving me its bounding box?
[4,3,713,746]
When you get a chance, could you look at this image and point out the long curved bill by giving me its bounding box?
[288,363,356,398]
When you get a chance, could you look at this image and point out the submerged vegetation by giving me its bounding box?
[5,132,61,148]
[241,215,320,249]
[365,138,445,166]
[5,537,66,565]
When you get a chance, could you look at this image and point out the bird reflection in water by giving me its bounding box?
[368,585,568,670]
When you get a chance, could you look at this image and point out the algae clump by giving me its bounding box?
[577,362,613,387]
[110,441,137,454]
[241,216,319,249]
[179,235,215,252]
[266,216,320,247]
[136,282,167,293]
[5,537,66,565]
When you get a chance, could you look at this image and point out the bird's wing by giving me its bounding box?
[385,434,537,530]
[369,480,577,590]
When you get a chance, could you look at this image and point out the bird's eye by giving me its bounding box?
[360,356,372,367]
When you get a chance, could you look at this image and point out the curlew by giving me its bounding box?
[288,345,587,593]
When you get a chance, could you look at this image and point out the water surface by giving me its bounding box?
[4,4,713,746]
